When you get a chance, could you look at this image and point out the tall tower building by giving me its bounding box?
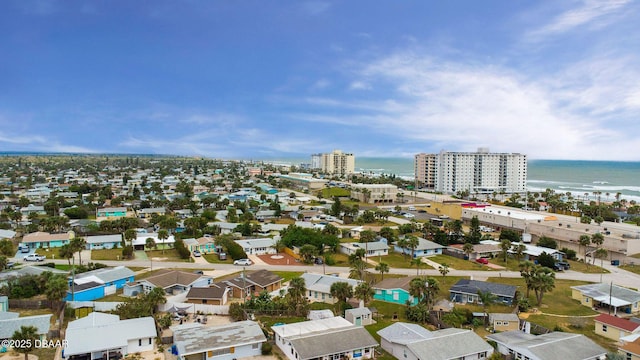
[312,150,355,175]
[415,148,527,195]
[414,153,437,189]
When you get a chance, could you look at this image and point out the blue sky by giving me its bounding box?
[1,0,639,161]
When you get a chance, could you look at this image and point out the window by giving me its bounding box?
[393,292,399,301]
[252,343,259,349]
[148,338,152,345]
[139,339,142,346]
[602,325,607,332]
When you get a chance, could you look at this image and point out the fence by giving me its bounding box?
[159,302,229,315]
[9,299,53,309]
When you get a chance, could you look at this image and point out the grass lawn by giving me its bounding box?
[91,248,127,261]
[321,187,351,198]
[377,252,420,269]
[620,263,640,275]
[428,254,489,271]
[568,259,610,274]
[97,290,128,302]
[146,249,188,262]
[202,253,234,264]
[272,271,304,283]
[135,268,205,280]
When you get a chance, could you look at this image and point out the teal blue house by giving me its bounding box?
[22,232,70,249]
[96,207,127,218]
[373,276,419,306]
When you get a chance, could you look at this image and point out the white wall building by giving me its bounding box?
[350,183,398,204]
[314,150,355,175]
[415,148,527,195]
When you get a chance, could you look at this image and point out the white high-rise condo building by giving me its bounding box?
[311,150,355,175]
[414,148,527,195]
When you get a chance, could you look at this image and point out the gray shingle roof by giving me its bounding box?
[186,284,227,299]
[172,321,265,356]
[373,276,418,291]
[290,327,378,360]
[0,314,52,339]
[487,331,607,360]
[450,279,517,298]
[377,322,432,345]
[407,328,493,360]
[301,273,361,294]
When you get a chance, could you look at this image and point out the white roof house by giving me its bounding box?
[340,240,389,257]
[235,238,277,255]
[0,313,51,342]
[64,312,157,359]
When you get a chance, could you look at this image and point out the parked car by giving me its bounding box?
[19,244,30,253]
[233,259,252,266]
[192,250,201,257]
[557,261,570,270]
[475,258,489,264]
[403,213,415,219]
[314,257,324,265]
[553,263,565,271]
[23,254,46,262]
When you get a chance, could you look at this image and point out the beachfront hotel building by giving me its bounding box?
[311,150,355,176]
[414,148,527,195]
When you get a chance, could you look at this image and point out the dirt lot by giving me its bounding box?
[257,253,300,266]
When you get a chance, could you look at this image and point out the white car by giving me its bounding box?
[23,254,46,262]
[403,213,415,218]
[233,259,252,266]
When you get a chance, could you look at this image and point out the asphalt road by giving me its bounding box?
[28,254,640,289]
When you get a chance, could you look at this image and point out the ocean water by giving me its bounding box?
[268,157,640,203]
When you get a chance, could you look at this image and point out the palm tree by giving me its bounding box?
[70,237,87,266]
[272,238,286,256]
[409,277,439,307]
[477,290,497,324]
[354,282,374,306]
[591,233,605,264]
[463,242,474,260]
[12,325,39,360]
[500,239,511,263]
[158,229,169,254]
[145,287,167,315]
[530,265,555,306]
[330,282,353,316]
[45,274,69,313]
[124,228,137,245]
[348,249,367,280]
[145,237,156,251]
[511,243,526,262]
[411,258,423,276]
[397,238,408,260]
[58,244,75,266]
[406,235,419,259]
[519,260,535,298]
[375,262,389,280]
[439,263,450,279]
[579,235,591,262]
[287,277,308,316]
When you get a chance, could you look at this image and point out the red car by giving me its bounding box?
[475,258,489,264]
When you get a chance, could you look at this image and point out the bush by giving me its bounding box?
[122,245,134,259]
[538,252,556,269]
[536,236,557,249]
[323,253,336,266]
[261,342,272,355]
[561,248,577,260]
[174,239,191,259]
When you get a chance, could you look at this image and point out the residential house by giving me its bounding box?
[137,207,166,219]
[0,313,51,347]
[300,273,361,304]
[449,243,501,260]
[20,204,46,216]
[22,231,70,249]
[619,334,640,360]
[64,312,156,359]
[394,236,445,258]
[123,269,212,296]
[572,283,640,315]
[195,236,217,254]
[450,279,518,305]
[340,240,389,257]
[487,331,607,360]
[66,266,135,301]
[378,322,493,360]
[256,210,277,222]
[86,234,122,250]
[132,233,175,250]
[224,270,283,298]
[96,207,128,219]
[345,307,374,326]
[172,321,266,360]
[185,283,230,305]
[272,316,378,360]
[182,238,199,252]
[235,238,277,255]
[307,309,335,321]
[594,313,640,341]
[373,276,419,306]
[489,313,521,332]
[0,265,67,287]
[0,229,16,240]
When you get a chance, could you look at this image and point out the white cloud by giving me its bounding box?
[349,81,371,91]
[299,1,331,16]
[525,0,630,41]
